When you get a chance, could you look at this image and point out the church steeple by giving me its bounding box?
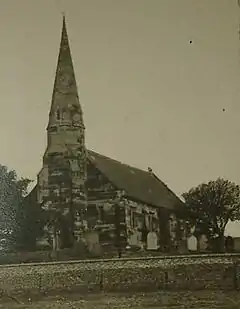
[39,15,88,249]
[47,15,84,131]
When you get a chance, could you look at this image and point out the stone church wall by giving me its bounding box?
[85,162,181,253]
[31,159,186,254]
[85,162,127,251]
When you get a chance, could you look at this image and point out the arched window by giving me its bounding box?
[56,108,60,120]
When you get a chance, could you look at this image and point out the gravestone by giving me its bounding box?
[187,235,197,252]
[178,240,188,254]
[147,231,159,250]
[225,236,234,252]
[234,238,240,252]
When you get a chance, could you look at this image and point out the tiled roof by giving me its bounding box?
[87,150,184,211]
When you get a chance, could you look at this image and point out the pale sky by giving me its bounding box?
[0,1,240,235]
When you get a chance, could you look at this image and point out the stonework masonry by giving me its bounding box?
[0,254,239,297]
[30,16,187,254]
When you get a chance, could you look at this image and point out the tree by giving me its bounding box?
[0,164,37,251]
[182,178,240,252]
[15,189,45,251]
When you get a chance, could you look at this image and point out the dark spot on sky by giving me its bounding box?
[189,40,192,44]
[222,108,225,112]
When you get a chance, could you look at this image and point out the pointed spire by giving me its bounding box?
[60,13,70,56]
[47,15,84,130]
[56,14,76,92]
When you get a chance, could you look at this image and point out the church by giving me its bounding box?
[27,16,187,255]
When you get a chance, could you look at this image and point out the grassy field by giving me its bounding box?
[1,291,240,309]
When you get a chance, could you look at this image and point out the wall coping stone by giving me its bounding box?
[0,252,239,269]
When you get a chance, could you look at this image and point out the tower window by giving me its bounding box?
[56,108,60,120]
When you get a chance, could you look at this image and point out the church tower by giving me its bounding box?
[37,16,87,249]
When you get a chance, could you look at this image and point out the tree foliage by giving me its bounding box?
[182,177,240,251]
[15,191,45,251]
[0,165,30,226]
[0,164,41,251]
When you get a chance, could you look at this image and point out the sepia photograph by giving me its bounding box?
[0,0,239,307]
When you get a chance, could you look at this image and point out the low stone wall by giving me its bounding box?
[0,249,230,265]
[0,254,239,297]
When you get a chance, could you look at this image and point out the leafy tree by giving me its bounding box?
[15,188,45,251]
[182,178,240,252]
[0,164,40,251]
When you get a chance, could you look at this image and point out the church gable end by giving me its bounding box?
[86,154,186,252]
